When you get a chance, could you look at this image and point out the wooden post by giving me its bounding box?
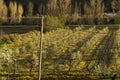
[38,15,44,80]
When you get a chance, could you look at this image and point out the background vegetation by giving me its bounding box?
[0,0,120,26]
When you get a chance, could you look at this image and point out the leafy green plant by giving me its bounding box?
[44,15,65,31]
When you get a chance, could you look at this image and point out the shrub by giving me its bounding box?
[115,11,120,24]
[44,15,65,32]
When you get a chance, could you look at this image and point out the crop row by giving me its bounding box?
[0,27,92,73]
[1,26,120,77]
[43,27,109,74]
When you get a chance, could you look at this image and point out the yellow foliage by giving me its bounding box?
[87,75,97,79]
[17,4,23,23]
[9,2,23,23]
[0,0,8,23]
[77,61,86,69]
[44,61,50,65]
[44,46,48,49]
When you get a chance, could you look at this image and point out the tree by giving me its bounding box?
[84,3,93,24]
[27,1,34,16]
[9,1,17,24]
[47,0,57,15]
[0,0,8,24]
[39,3,46,15]
[17,4,23,23]
[70,2,80,24]
[9,2,23,24]
[84,0,104,24]
[57,0,71,15]
[25,2,34,24]
[111,0,120,11]
[96,0,104,24]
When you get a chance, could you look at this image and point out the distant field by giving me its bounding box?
[0,26,120,79]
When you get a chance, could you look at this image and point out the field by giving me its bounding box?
[0,26,120,80]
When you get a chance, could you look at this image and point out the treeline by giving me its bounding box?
[1,0,120,25]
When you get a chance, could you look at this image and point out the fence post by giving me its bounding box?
[38,15,44,80]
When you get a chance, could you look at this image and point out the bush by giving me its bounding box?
[115,11,120,24]
[44,15,65,32]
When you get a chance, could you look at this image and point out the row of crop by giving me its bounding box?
[0,26,83,57]
[0,28,75,60]
[43,28,82,47]
[46,27,96,59]
[6,27,83,50]
[0,27,85,74]
[91,28,120,75]
[1,26,120,79]
[90,28,120,75]
[72,27,109,71]
[81,27,109,58]
[81,27,110,74]
[45,27,109,73]
[0,26,110,76]
[113,27,120,70]
[42,27,97,72]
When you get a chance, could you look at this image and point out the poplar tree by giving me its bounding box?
[0,0,8,24]
[27,1,34,16]
[9,2,17,24]
[84,0,104,24]
[9,2,23,24]
[47,0,57,15]
[17,4,23,23]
